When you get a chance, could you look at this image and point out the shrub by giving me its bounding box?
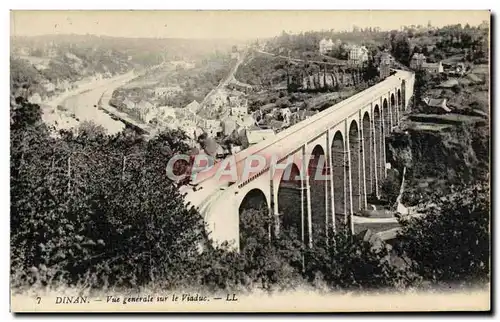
[10,98,206,290]
[303,229,412,291]
[380,169,401,206]
[396,182,490,286]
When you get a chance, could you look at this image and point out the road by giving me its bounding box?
[200,50,248,107]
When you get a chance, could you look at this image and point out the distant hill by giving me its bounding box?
[11,34,249,66]
[10,34,249,100]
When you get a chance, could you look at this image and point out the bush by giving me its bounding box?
[303,229,413,291]
[396,182,490,286]
[380,169,401,206]
[10,98,206,290]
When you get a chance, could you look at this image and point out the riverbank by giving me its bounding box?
[41,71,138,135]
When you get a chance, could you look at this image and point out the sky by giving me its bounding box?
[11,10,490,40]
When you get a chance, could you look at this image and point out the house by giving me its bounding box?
[236,115,256,129]
[28,93,42,105]
[423,97,452,113]
[231,52,240,60]
[280,108,292,126]
[230,106,248,119]
[379,62,391,79]
[137,100,154,112]
[295,110,318,122]
[422,61,444,74]
[426,44,436,53]
[180,120,202,139]
[185,100,201,114]
[230,145,242,154]
[122,98,136,110]
[42,81,56,93]
[319,38,334,54]
[348,45,369,65]
[466,73,482,84]
[241,129,276,148]
[410,53,426,70]
[155,106,177,124]
[375,50,394,66]
[450,63,466,77]
[56,79,71,92]
[141,109,158,124]
[205,119,222,137]
[137,101,155,122]
[221,118,237,136]
[438,78,459,89]
[154,86,182,98]
[268,120,284,131]
[202,138,221,158]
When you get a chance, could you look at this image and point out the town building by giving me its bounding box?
[423,97,452,113]
[221,118,238,136]
[28,93,42,105]
[155,106,177,124]
[422,61,444,74]
[179,119,203,140]
[205,119,223,137]
[319,38,334,54]
[230,105,248,119]
[348,45,369,65]
[447,63,466,77]
[137,100,155,123]
[185,100,201,114]
[241,128,276,148]
[379,61,391,79]
[56,79,71,92]
[154,86,182,98]
[231,52,240,60]
[42,81,56,93]
[236,115,256,129]
[410,53,426,70]
[122,98,136,110]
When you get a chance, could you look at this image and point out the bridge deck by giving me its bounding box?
[188,70,412,192]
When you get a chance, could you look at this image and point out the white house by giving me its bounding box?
[348,45,369,65]
[154,86,182,98]
[185,100,201,114]
[205,119,223,137]
[28,93,42,105]
[319,38,334,54]
[230,106,248,119]
[242,129,275,148]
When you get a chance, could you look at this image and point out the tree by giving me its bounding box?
[397,182,490,286]
[414,69,431,107]
[10,98,208,289]
[391,34,412,66]
[303,229,413,290]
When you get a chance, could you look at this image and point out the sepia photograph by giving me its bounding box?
[9,9,491,313]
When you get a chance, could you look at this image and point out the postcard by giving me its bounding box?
[10,9,491,313]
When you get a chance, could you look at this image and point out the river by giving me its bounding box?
[42,71,138,135]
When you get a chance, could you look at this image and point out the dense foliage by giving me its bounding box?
[11,98,206,289]
[397,182,489,286]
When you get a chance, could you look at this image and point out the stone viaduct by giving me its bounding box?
[182,70,415,250]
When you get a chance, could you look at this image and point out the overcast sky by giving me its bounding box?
[11,10,490,40]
